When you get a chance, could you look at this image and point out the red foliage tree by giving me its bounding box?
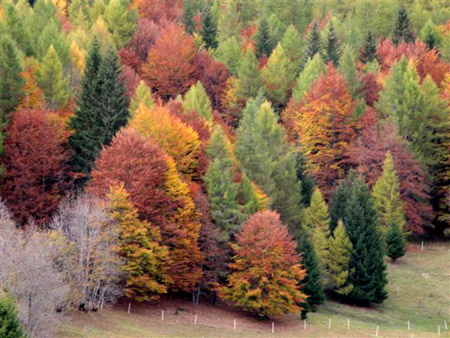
[120,65,141,97]
[141,22,196,100]
[360,71,381,107]
[345,108,432,234]
[1,109,71,226]
[126,18,160,64]
[377,39,449,86]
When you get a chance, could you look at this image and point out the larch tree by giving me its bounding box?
[297,230,324,319]
[303,188,330,269]
[183,81,213,121]
[0,34,24,113]
[235,48,263,101]
[38,45,70,109]
[261,43,295,109]
[214,36,242,75]
[235,99,302,229]
[141,22,196,100]
[129,80,155,115]
[280,25,303,76]
[290,54,326,102]
[372,151,406,235]
[1,109,70,226]
[220,211,307,318]
[420,20,442,52]
[17,57,44,110]
[339,44,362,98]
[103,0,137,48]
[392,5,415,45]
[107,184,172,301]
[327,220,354,296]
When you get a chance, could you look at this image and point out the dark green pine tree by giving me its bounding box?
[69,41,130,185]
[296,150,316,207]
[324,21,340,66]
[297,231,325,319]
[392,5,415,45]
[0,293,25,338]
[329,173,353,233]
[385,222,406,263]
[302,21,322,66]
[201,5,218,49]
[344,175,388,305]
[255,17,274,58]
[182,0,196,35]
[0,34,24,114]
[359,31,377,64]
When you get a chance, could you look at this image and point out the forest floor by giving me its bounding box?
[59,243,450,338]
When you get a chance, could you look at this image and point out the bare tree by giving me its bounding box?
[51,194,123,311]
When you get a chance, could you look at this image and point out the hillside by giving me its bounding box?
[60,244,450,338]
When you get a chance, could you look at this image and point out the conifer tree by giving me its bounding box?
[235,49,263,101]
[38,45,70,109]
[182,0,196,34]
[261,43,294,109]
[201,5,218,49]
[295,150,316,207]
[0,292,25,338]
[339,44,362,97]
[129,80,155,115]
[217,0,240,43]
[392,5,415,45]
[359,31,377,64]
[302,21,322,65]
[2,1,34,56]
[329,173,353,232]
[108,184,172,301]
[324,21,340,66]
[385,221,406,262]
[420,20,442,52]
[0,34,24,113]
[303,188,330,268]
[372,151,406,234]
[36,19,71,67]
[255,17,273,58]
[297,231,324,319]
[327,220,354,296]
[214,36,242,75]
[235,99,302,228]
[291,54,326,102]
[104,0,137,48]
[344,175,388,304]
[183,81,213,121]
[280,25,303,76]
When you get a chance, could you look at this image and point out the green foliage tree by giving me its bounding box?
[183,81,213,121]
[235,49,263,101]
[295,149,316,207]
[292,54,326,101]
[36,19,70,67]
[344,174,388,304]
[255,17,274,58]
[214,36,242,75]
[329,173,353,232]
[38,45,70,109]
[372,151,406,235]
[302,21,322,65]
[201,5,218,49]
[393,5,415,45]
[235,99,302,228]
[104,0,137,48]
[217,0,240,43]
[2,1,34,57]
[182,0,196,34]
[303,188,330,269]
[359,31,377,64]
[280,25,303,76]
[327,220,354,296]
[297,231,324,319]
[130,80,155,115]
[339,44,362,97]
[324,21,340,66]
[0,34,24,113]
[420,20,443,52]
[0,292,25,338]
[385,221,406,262]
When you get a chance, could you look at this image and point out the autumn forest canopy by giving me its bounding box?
[0,0,449,336]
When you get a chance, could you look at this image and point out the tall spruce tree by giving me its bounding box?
[297,231,324,319]
[329,173,353,232]
[359,31,377,64]
[236,49,263,101]
[385,221,406,262]
[324,21,340,66]
[344,174,388,304]
[296,149,316,207]
[327,220,354,296]
[0,34,24,114]
[0,292,25,338]
[372,151,406,235]
[235,99,303,228]
[69,41,129,184]
[392,5,415,45]
[255,17,274,58]
[420,20,442,52]
[302,21,322,66]
[201,5,218,49]
[182,0,196,35]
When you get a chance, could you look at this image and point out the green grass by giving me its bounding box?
[58,243,450,337]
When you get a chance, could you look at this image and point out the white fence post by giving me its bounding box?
[438,325,441,336]
[376,326,379,337]
[304,319,306,330]
[194,314,197,325]
[127,303,131,314]
[347,318,350,329]
[328,318,331,329]
[272,322,274,333]
[408,320,410,330]
[233,319,236,330]
[161,309,164,321]
[421,241,424,251]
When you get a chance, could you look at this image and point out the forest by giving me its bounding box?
[0,0,449,336]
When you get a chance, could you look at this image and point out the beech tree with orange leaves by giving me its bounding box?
[220,210,306,318]
[1,109,71,226]
[141,23,196,100]
[293,64,360,198]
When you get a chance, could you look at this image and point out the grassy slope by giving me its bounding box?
[59,244,450,337]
